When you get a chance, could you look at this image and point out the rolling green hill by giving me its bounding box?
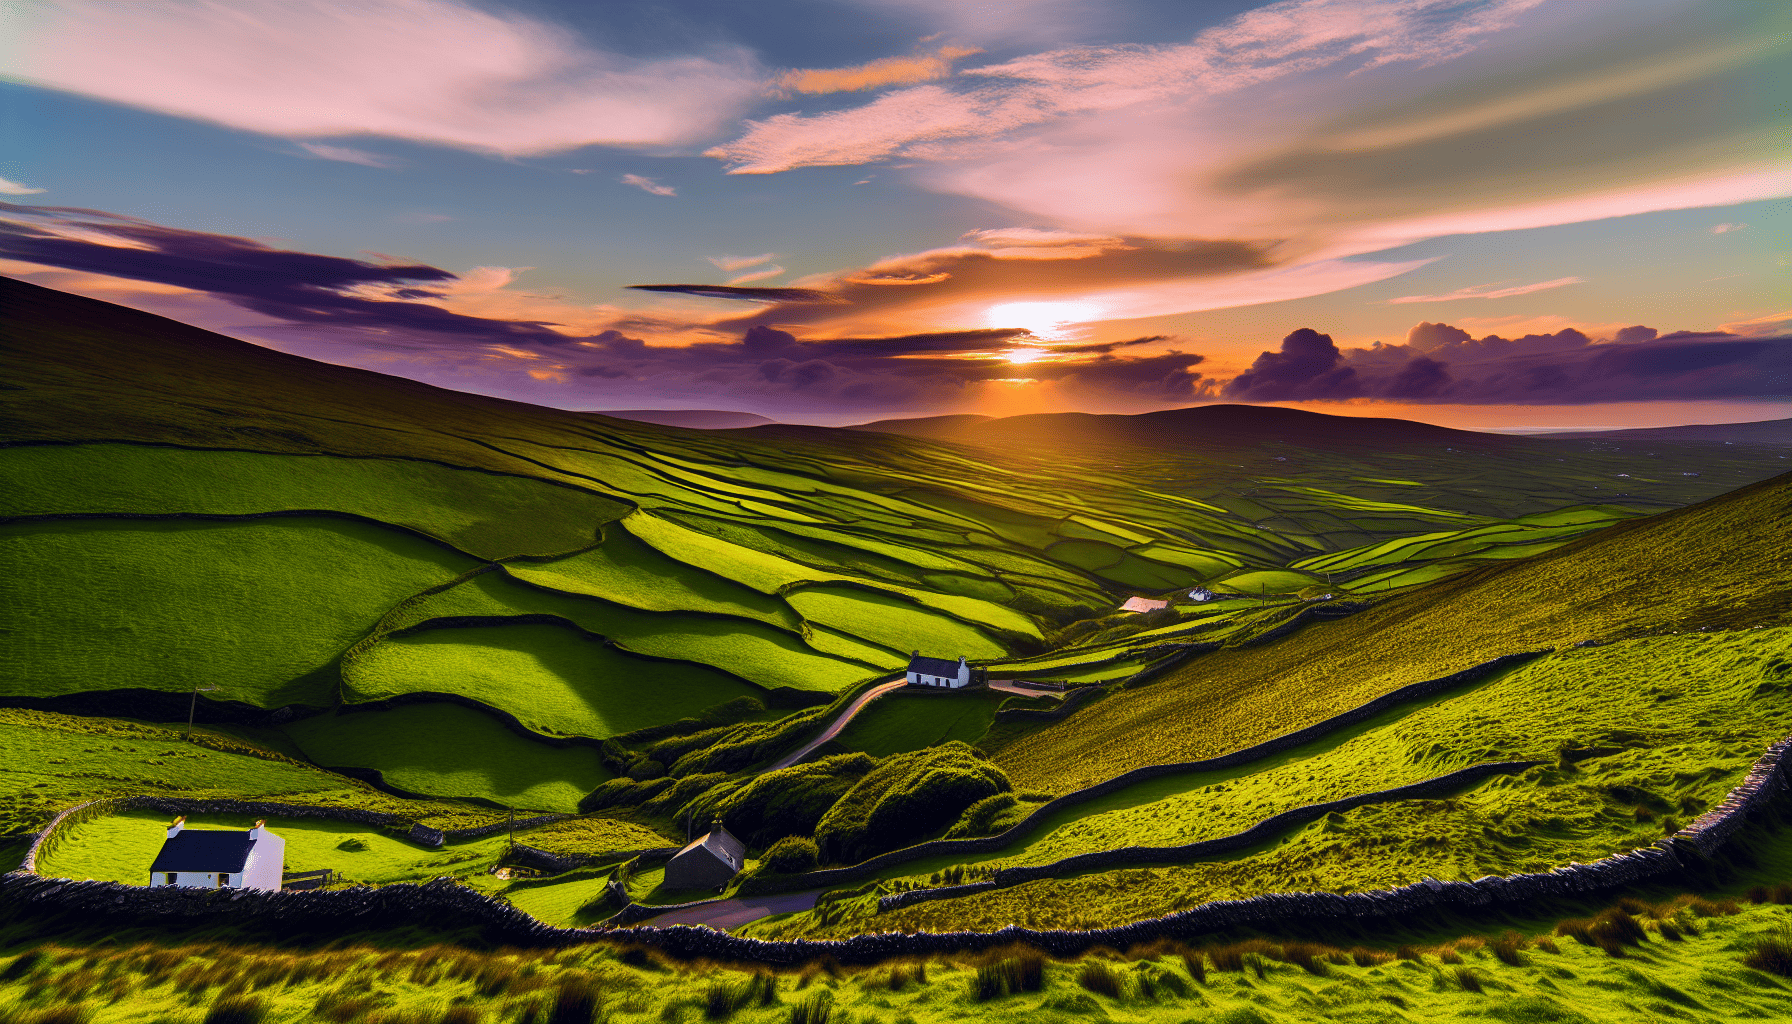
[3,272,1787,834]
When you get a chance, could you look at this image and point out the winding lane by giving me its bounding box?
[769,679,907,770]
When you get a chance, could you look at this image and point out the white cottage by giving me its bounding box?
[149,817,285,890]
[906,652,988,689]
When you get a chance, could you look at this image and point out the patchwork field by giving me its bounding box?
[8,274,1792,1012]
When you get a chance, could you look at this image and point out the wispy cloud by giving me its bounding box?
[620,174,677,197]
[775,45,982,95]
[706,253,778,272]
[1385,276,1585,304]
[295,142,400,168]
[1711,222,1747,234]
[11,0,763,156]
[728,266,786,285]
[0,177,46,195]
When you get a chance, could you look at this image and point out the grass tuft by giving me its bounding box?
[1075,960,1125,999]
[203,995,269,1024]
[1744,926,1792,978]
[1452,966,1483,993]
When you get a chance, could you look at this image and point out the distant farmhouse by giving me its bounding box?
[1188,587,1215,603]
[1120,596,1169,614]
[664,818,745,890]
[905,652,989,689]
[150,817,284,889]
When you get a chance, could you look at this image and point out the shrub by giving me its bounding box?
[336,838,369,852]
[814,742,1011,863]
[628,760,667,782]
[718,753,875,849]
[764,836,820,874]
[944,792,1019,838]
[1076,960,1124,999]
[1745,927,1792,977]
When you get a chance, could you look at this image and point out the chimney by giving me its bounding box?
[167,816,185,839]
[912,649,919,657]
[248,819,266,839]
[958,655,967,665]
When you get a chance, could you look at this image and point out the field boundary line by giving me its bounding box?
[7,736,1784,960]
[738,649,1546,897]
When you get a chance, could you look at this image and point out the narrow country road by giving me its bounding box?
[769,678,907,770]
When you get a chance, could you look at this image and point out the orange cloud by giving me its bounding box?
[775,46,982,95]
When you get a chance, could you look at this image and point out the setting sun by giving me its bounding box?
[985,301,1103,339]
[1006,348,1046,364]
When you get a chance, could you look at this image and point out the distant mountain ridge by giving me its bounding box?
[590,409,776,429]
[852,404,1513,451]
[1539,418,1792,445]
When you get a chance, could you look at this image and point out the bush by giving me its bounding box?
[764,836,819,874]
[945,792,1019,838]
[628,760,667,782]
[814,742,1011,863]
[718,753,875,849]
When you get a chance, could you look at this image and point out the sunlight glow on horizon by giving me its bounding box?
[985,301,1103,340]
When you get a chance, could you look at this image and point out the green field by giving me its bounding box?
[37,809,510,887]
[282,703,613,813]
[832,690,1006,758]
[0,516,479,708]
[342,622,761,739]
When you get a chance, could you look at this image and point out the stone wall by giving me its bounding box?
[879,759,1542,912]
[742,651,1545,897]
[3,735,1784,964]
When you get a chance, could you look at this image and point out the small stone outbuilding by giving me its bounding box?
[149,817,285,890]
[664,820,746,891]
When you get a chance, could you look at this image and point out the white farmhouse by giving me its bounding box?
[906,652,986,689]
[149,817,285,890]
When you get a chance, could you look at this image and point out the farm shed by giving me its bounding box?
[905,652,988,689]
[149,817,284,890]
[664,820,746,890]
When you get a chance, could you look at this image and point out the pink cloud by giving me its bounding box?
[295,142,399,168]
[1385,276,1584,304]
[15,0,764,156]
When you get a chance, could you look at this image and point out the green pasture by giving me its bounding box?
[0,516,479,708]
[0,442,625,559]
[831,690,1004,758]
[1210,568,1322,595]
[785,585,1007,660]
[518,816,672,855]
[992,472,1792,793]
[503,526,800,629]
[37,808,509,887]
[343,622,762,740]
[281,703,612,813]
[852,630,1788,897]
[0,709,357,840]
[386,570,877,692]
[500,874,615,927]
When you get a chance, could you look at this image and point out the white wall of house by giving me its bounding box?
[242,829,285,890]
[150,871,241,888]
[905,666,970,688]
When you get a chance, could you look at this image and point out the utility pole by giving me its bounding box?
[184,683,219,741]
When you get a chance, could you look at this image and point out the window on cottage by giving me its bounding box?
[164,873,176,885]
[215,875,228,888]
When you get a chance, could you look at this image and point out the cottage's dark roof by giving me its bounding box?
[150,830,257,873]
[907,655,963,676]
[672,825,745,869]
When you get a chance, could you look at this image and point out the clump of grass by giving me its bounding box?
[1151,965,1191,997]
[1492,931,1528,967]
[13,1008,93,1024]
[1453,966,1483,993]
[1395,945,1422,961]
[1276,942,1329,976]
[203,995,269,1024]
[974,954,1043,1000]
[1076,960,1125,999]
[703,973,774,1018]
[551,977,605,1024]
[337,837,370,852]
[1744,926,1792,978]
[1690,897,1740,917]
[788,992,832,1024]
[1180,950,1206,984]
[1535,937,1561,954]
[883,961,927,992]
[1437,945,1464,965]
[1348,946,1385,967]
[2,950,47,981]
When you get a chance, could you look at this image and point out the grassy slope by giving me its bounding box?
[992,472,1792,794]
[280,704,613,813]
[832,690,1007,758]
[0,516,478,708]
[37,809,510,887]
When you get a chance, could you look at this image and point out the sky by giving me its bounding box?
[1,0,1787,428]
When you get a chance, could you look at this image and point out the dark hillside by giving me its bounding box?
[1541,416,1792,445]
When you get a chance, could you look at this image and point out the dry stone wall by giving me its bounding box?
[4,737,1785,964]
[742,651,1545,897]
